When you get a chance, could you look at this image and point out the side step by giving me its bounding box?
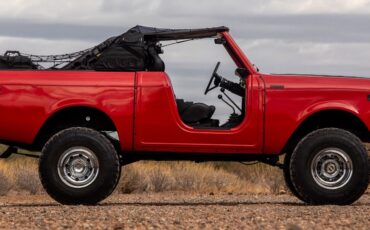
[0,146,39,158]
[0,146,17,158]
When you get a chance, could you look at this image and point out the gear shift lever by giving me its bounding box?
[218,94,236,114]
[220,88,242,112]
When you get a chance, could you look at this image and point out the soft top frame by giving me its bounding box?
[123,25,229,42]
[2,25,229,70]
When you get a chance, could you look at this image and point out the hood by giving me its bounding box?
[262,73,370,91]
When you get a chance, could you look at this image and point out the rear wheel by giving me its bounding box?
[290,128,369,205]
[39,127,121,205]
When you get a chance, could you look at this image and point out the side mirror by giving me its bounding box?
[214,38,226,45]
[235,68,249,78]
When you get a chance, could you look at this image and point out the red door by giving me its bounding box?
[133,72,264,154]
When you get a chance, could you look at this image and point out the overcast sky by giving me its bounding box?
[1,0,370,122]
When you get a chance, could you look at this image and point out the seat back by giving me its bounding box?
[176,99,215,124]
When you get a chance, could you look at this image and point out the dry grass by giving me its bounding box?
[0,156,42,195]
[0,143,367,196]
[0,171,11,196]
[0,156,286,196]
[117,161,285,195]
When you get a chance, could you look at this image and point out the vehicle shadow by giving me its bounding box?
[0,199,368,208]
[100,201,307,207]
[0,201,303,208]
[100,200,370,207]
[0,203,60,208]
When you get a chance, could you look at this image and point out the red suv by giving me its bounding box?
[0,26,368,205]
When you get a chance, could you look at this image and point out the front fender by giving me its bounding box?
[297,100,360,125]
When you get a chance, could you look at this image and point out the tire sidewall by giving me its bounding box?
[291,129,368,204]
[39,128,120,204]
[283,153,305,201]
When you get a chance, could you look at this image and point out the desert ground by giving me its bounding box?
[0,193,368,229]
[0,152,368,229]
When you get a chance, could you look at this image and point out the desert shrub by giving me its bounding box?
[0,170,12,196]
[15,167,42,195]
[117,161,261,194]
[170,162,244,193]
[213,161,287,194]
[119,165,148,193]
[0,156,42,195]
[1,150,366,196]
[148,168,172,192]
[170,164,198,190]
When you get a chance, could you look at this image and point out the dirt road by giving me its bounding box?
[0,193,368,229]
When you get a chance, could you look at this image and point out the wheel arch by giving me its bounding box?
[281,108,369,155]
[33,105,118,150]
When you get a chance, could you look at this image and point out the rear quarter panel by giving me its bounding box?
[0,71,135,150]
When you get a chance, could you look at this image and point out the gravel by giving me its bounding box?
[0,193,368,229]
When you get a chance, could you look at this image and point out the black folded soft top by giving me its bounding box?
[1,25,229,71]
[63,25,229,70]
[121,25,229,42]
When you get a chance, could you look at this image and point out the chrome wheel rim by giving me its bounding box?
[311,148,353,190]
[57,147,99,188]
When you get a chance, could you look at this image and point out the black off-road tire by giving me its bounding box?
[290,128,369,205]
[39,127,121,205]
[283,153,305,201]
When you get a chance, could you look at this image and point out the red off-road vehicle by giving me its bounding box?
[0,26,368,205]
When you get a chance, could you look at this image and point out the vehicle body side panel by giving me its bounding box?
[262,74,370,154]
[133,72,264,154]
[0,71,135,150]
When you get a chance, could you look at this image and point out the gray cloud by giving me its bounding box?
[0,20,121,41]
[231,14,370,43]
[1,14,370,44]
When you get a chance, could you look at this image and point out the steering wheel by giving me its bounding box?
[204,62,221,95]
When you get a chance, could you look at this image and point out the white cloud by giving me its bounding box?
[1,0,370,27]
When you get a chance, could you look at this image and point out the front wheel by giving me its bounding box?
[290,128,369,205]
[283,153,305,201]
[39,127,121,205]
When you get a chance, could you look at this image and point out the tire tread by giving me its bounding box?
[39,127,120,205]
[290,128,369,205]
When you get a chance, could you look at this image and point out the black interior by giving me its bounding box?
[147,46,165,71]
[175,62,247,130]
[176,99,219,128]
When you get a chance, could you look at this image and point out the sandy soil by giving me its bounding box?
[0,193,368,229]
